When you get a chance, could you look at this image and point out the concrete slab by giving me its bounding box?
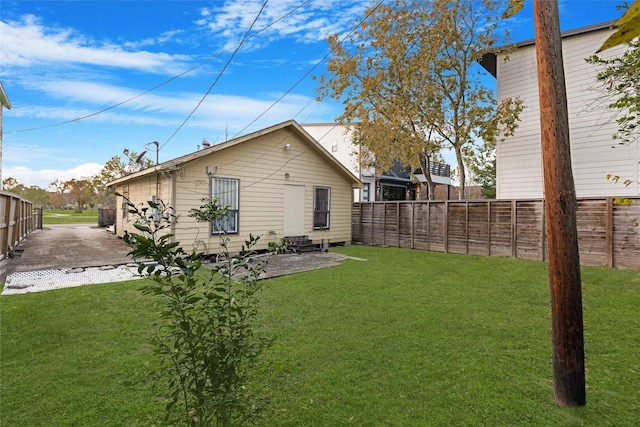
[0,224,363,294]
[201,251,354,280]
[0,224,135,283]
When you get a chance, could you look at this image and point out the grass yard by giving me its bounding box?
[42,209,99,224]
[1,246,639,426]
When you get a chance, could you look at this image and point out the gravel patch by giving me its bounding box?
[1,264,144,296]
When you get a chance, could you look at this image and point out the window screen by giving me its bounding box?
[211,177,239,234]
[314,186,330,229]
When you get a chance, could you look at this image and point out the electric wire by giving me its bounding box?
[5,0,311,135]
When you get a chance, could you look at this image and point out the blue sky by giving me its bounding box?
[0,0,626,189]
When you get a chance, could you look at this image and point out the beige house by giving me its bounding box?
[108,120,362,254]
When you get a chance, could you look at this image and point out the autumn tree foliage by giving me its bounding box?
[316,0,523,199]
[5,150,153,208]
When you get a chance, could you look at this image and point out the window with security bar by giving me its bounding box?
[211,177,239,234]
[313,186,330,229]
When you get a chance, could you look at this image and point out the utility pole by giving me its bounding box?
[533,0,586,406]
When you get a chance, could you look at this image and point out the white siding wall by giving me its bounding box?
[496,28,638,199]
[302,123,376,201]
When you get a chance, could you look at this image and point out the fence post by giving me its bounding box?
[427,201,431,251]
[370,203,374,244]
[411,202,415,250]
[606,197,613,267]
[397,202,400,248]
[359,202,363,244]
[2,197,10,259]
[511,200,517,259]
[383,202,387,246]
[444,201,449,253]
[465,201,469,254]
[487,200,492,256]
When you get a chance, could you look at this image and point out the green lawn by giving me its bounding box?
[42,209,99,224]
[1,246,639,426]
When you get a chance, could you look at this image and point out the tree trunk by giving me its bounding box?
[455,146,465,200]
[420,153,436,200]
[533,0,586,407]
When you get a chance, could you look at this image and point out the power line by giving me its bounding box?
[232,0,389,140]
[6,0,311,135]
[159,1,269,150]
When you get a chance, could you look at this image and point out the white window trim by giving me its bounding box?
[211,177,239,234]
[313,186,330,230]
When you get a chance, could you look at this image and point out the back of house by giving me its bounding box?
[108,120,361,255]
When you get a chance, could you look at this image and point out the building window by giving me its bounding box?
[314,186,330,229]
[211,177,239,234]
[362,183,370,201]
[331,140,338,152]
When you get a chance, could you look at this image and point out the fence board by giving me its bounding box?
[0,191,35,260]
[352,197,640,270]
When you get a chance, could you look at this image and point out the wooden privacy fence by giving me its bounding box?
[0,191,36,260]
[352,197,640,270]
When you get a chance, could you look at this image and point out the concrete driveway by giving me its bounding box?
[0,224,134,283]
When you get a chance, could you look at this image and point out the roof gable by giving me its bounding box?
[480,20,617,78]
[0,82,11,110]
[108,120,361,187]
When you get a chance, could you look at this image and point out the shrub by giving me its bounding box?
[121,197,270,426]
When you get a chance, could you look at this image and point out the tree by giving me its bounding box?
[316,0,523,200]
[470,142,497,199]
[122,196,272,426]
[3,177,20,192]
[22,186,49,207]
[50,179,70,208]
[586,38,639,146]
[2,178,50,206]
[91,151,154,207]
[62,178,96,212]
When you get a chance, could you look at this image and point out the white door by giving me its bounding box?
[284,185,305,236]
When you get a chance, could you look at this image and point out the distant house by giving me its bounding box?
[0,82,11,190]
[302,123,452,201]
[108,120,362,254]
[480,21,639,199]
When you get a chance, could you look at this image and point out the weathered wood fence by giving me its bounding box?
[98,208,116,228]
[0,191,36,260]
[352,197,640,270]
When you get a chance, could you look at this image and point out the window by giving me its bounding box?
[331,140,338,152]
[362,183,370,201]
[211,177,239,234]
[314,186,330,229]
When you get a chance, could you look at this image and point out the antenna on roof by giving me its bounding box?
[135,150,147,168]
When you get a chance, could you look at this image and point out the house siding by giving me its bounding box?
[302,123,377,202]
[114,172,174,239]
[496,27,639,199]
[117,127,356,255]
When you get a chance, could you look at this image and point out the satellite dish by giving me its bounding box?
[136,151,147,165]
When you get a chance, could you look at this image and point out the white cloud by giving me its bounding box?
[0,16,191,74]
[198,0,369,51]
[4,78,331,132]
[3,163,103,190]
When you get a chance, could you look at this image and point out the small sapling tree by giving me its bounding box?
[121,196,270,426]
